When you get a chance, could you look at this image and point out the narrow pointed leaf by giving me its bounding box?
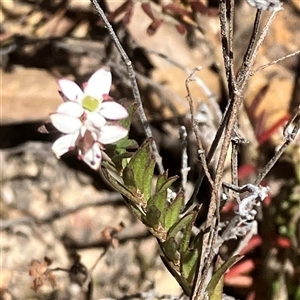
[155,171,168,192]
[181,249,199,284]
[123,167,136,189]
[148,174,179,227]
[210,276,223,300]
[156,175,179,193]
[124,139,156,201]
[180,212,197,254]
[161,237,180,264]
[147,190,167,227]
[168,212,197,240]
[101,167,141,206]
[206,255,243,297]
[145,205,161,227]
[165,190,184,231]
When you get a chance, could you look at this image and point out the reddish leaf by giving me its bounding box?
[141,2,156,20]
[246,292,256,300]
[222,200,235,213]
[123,2,134,25]
[225,274,253,287]
[255,110,267,140]
[239,236,262,255]
[249,84,270,115]
[238,164,256,180]
[107,0,132,22]
[147,19,164,36]
[175,23,186,34]
[191,0,208,14]
[225,259,255,277]
[258,114,291,145]
[276,237,291,248]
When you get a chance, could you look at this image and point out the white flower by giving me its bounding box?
[50,68,129,169]
[246,0,282,12]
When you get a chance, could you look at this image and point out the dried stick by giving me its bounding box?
[187,69,217,300]
[90,0,164,174]
[185,68,215,190]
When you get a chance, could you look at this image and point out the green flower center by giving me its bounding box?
[82,96,100,111]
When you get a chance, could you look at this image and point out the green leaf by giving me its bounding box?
[206,255,243,298]
[155,171,168,192]
[145,205,161,227]
[102,160,119,174]
[181,249,199,284]
[123,139,156,201]
[101,167,141,207]
[147,190,167,227]
[161,237,180,264]
[168,212,197,240]
[114,138,138,150]
[122,167,136,189]
[165,190,184,231]
[210,274,223,300]
[147,174,179,228]
[156,175,179,193]
[180,211,197,254]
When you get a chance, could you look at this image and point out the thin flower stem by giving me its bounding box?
[185,68,215,189]
[180,125,191,200]
[90,0,164,174]
[219,0,230,83]
[239,10,279,91]
[229,0,234,58]
[231,137,240,201]
[183,91,231,212]
[237,10,262,86]
[251,49,300,74]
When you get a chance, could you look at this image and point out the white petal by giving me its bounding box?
[85,112,106,132]
[52,133,78,158]
[85,69,112,100]
[82,143,102,170]
[58,79,84,103]
[56,102,84,117]
[100,102,129,120]
[98,125,128,144]
[50,113,82,134]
